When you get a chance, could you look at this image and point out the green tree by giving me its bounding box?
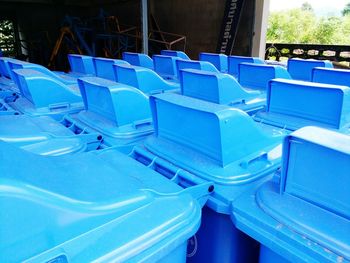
[342,3,350,16]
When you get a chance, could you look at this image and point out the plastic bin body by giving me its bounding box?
[161,50,191,60]
[130,93,286,262]
[114,64,180,95]
[199,52,228,72]
[62,76,154,152]
[254,78,350,133]
[228,55,265,77]
[180,68,265,115]
[67,54,96,76]
[122,52,154,69]
[238,63,291,92]
[0,98,20,115]
[312,66,350,86]
[287,58,333,81]
[0,141,211,262]
[153,54,180,81]
[93,57,129,81]
[0,114,102,155]
[9,68,84,120]
[0,57,18,90]
[232,126,350,262]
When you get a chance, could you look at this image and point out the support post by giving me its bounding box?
[252,0,270,58]
[141,0,149,54]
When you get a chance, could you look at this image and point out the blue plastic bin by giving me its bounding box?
[0,141,213,262]
[67,54,96,77]
[161,50,191,60]
[153,54,180,81]
[9,69,84,120]
[287,58,333,81]
[254,78,350,133]
[238,63,291,91]
[93,57,129,81]
[130,93,286,262]
[122,52,154,69]
[312,67,350,86]
[0,114,102,155]
[232,126,350,262]
[199,52,228,72]
[176,59,219,78]
[228,55,265,77]
[180,68,265,115]
[8,60,77,86]
[114,64,180,94]
[62,77,154,152]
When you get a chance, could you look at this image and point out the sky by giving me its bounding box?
[269,0,349,16]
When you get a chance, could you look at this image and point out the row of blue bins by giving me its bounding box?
[0,50,349,262]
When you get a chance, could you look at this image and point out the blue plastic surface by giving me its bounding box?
[153,54,180,81]
[312,67,350,86]
[287,58,333,81]
[130,92,285,262]
[0,114,102,155]
[176,59,219,78]
[180,69,265,115]
[232,126,350,262]
[228,55,265,77]
[199,52,228,72]
[67,54,96,76]
[122,52,154,70]
[0,141,211,262]
[161,50,191,60]
[93,57,129,81]
[0,57,18,90]
[0,98,20,115]
[114,64,180,94]
[238,63,291,91]
[254,78,350,132]
[10,69,83,120]
[64,76,153,150]
[8,60,77,86]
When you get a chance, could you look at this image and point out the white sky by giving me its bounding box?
[269,0,348,15]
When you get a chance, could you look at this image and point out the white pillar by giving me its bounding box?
[252,0,270,58]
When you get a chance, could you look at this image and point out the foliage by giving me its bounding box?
[267,4,350,45]
[342,3,350,16]
[301,2,313,12]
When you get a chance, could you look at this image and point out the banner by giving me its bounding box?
[216,0,245,55]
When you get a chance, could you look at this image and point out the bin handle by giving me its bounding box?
[240,152,271,169]
[49,102,70,111]
[133,118,153,129]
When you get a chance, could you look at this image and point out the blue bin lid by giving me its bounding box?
[161,50,190,60]
[0,98,20,115]
[122,52,154,70]
[232,126,350,262]
[8,60,77,85]
[114,64,180,94]
[135,93,284,213]
[0,141,209,262]
[176,59,219,78]
[312,67,350,86]
[238,63,291,91]
[199,52,228,72]
[180,69,265,113]
[76,76,153,141]
[228,55,265,77]
[93,57,129,81]
[255,78,350,132]
[153,55,180,79]
[10,69,83,118]
[0,115,88,155]
[287,58,333,81]
[68,54,96,75]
